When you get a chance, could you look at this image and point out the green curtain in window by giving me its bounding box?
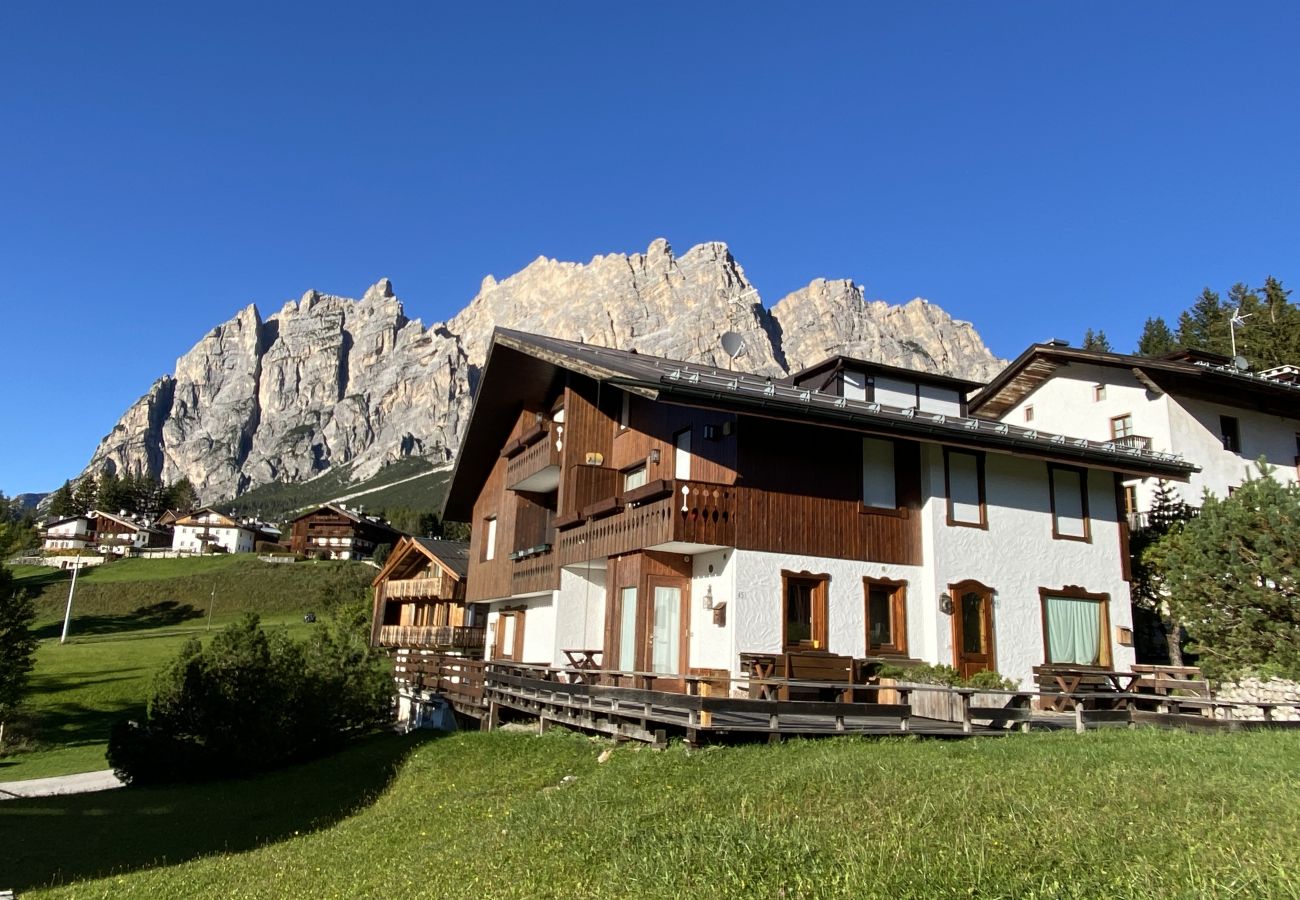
[1045,595,1100,665]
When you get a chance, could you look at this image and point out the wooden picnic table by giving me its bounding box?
[561,649,603,684]
[1035,666,1143,712]
[739,652,781,700]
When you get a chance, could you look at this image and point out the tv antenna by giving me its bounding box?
[1229,307,1252,358]
[720,331,747,371]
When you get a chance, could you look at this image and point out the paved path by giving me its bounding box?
[0,769,124,800]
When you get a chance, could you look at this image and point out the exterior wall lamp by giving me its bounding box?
[938,592,954,615]
[650,449,661,464]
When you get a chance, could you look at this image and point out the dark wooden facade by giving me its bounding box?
[371,537,481,653]
[464,377,925,604]
[289,504,403,559]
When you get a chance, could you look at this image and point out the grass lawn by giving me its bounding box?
[2,555,372,781]
[8,728,1300,898]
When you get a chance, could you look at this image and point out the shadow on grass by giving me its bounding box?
[33,600,205,640]
[5,730,438,892]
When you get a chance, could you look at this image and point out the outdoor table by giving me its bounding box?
[561,648,602,684]
[739,652,781,700]
[1041,668,1141,711]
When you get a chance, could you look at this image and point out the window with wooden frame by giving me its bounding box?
[494,609,526,660]
[944,449,986,528]
[1024,405,1035,423]
[482,516,498,561]
[623,463,648,491]
[1039,586,1111,667]
[1110,414,1134,440]
[1093,384,1106,402]
[1048,464,1090,541]
[782,570,828,650]
[860,437,897,510]
[863,577,907,656]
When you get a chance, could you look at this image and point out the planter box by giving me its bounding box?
[877,679,1009,725]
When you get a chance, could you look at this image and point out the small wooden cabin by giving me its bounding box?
[370,537,481,654]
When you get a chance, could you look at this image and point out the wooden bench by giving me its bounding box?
[783,651,854,702]
[1129,664,1210,700]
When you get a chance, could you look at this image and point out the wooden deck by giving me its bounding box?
[391,654,1300,747]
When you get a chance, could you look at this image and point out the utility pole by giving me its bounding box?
[60,554,82,644]
[206,580,217,630]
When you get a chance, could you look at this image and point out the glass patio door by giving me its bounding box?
[650,583,682,675]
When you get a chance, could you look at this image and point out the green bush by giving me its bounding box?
[876,662,1019,691]
[108,612,393,785]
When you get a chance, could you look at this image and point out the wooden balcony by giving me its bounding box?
[384,575,451,600]
[512,551,559,595]
[377,624,486,650]
[1111,434,1153,451]
[505,422,561,492]
[556,479,736,565]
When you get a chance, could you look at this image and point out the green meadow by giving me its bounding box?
[7,728,1300,898]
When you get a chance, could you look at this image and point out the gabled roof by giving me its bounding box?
[371,535,471,587]
[172,507,246,530]
[970,344,1300,420]
[788,354,984,394]
[411,537,471,577]
[288,503,401,533]
[443,329,1198,520]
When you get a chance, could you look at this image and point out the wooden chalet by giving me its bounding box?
[370,537,481,653]
[288,503,404,560]
[438,329,1196,704]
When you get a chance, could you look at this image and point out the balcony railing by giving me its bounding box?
[377,624,486,650]
[1111,434,1153,451]
[505,421,560,491]
[1127,505,1200,531]
[384,575,450,600]
[555,479,736,565]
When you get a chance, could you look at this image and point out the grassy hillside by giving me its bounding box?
[214,457,452,521]
[10,728,1300,897]
[3,556,375,780]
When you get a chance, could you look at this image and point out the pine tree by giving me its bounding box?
[48,480,77,518]
[1135,317,1177,357]
[1081,329,1113,352]
[1176,288,1231,355]
[0,565,38,749]
[1146,466,1300,679]
[1130,480,1197,665]
[71,475,97,515]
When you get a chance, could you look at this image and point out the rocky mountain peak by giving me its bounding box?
[83,240,1004,503]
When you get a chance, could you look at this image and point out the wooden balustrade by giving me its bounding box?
[383,575,450,600]
[506,422,559,488]
[378,624,486,650]
[555,479,737,564]
[512,553,559,594]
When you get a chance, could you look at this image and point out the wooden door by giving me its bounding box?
[644,575,688,690]
[951,581,995,678]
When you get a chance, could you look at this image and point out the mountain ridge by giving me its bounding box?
[83,239,1005,503]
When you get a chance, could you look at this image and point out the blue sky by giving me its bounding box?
[3,3,1299,495]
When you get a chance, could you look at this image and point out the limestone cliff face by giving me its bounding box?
[83,240,1004,502]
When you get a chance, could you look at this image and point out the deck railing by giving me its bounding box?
[377,624,486,650]
[505,422,559,487]
[384,575,450,600]
[555,479,735,564]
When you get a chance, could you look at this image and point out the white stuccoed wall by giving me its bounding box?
[999,362,1299,510]
[689,549,736,672]
[919,446,1135,688]
[556,565,608,663]
[485,591,558,665]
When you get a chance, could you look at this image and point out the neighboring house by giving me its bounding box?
[288,504,404,560]
[89,510,171,555]
[370,537,480,652]
[969,345,1300,527]
[441,329,1195,690]
[41,515,95,552]
[171,507,278,554]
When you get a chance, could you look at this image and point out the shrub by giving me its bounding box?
[108,612,393,785]
[876,662,1019,691]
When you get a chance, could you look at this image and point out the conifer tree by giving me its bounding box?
[48,480,77,518]
[1082,329,1113,352]
[1176,288,1231,355]
[1146,466,1300,679]
[0,565,38,749]
[1135,317,1177,357]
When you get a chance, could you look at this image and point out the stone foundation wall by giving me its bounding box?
[1215,678,1300,721]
